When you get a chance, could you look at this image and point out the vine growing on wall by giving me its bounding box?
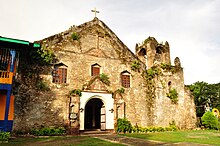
[166,88,178,104]
[131,59,140,71]
[146,67,161,80]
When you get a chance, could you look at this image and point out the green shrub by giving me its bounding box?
[167,89,178,104]
[165,127,173,131]
[169,121,178,131]
[130,122,178,133]
[116,118,132,133]
[131,126,137,132]
[57,127,66,134]
[157,127,165,132]
[0,132,10,142]
[30,127,66,136]
[124,123,178,134]
[201,111,218,129]
[71,32,79,40]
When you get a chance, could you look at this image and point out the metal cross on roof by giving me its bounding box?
[91,8,100,18]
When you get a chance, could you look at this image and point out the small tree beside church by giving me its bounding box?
[201,111,218,130]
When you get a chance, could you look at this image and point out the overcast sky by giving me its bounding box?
[1,0,220,85]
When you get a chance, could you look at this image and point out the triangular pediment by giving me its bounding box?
[83,76,109,92]
[37,17,137,62]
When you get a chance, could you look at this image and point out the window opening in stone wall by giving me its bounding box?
[91,63,101,76]
[156,46,163,54]
[168,81,172,90]
[121,71,130,88]
[138,48,146,56]
[168,81,172,86]
[52,65,67,84]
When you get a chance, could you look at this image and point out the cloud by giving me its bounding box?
[0,0,219,84]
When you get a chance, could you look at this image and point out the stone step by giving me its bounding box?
[80,129,113,135]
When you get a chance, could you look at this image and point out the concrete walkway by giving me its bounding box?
[81,132,210,146]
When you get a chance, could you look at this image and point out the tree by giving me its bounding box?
[187,81,220,117]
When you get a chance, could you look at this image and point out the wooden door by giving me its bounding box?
[100,107,106,130]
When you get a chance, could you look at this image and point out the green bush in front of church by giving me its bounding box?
[116,118,178,133]
[116,118,132,133]
[201,111,218,130]
[0,132,10,143]
[30,127,66,136]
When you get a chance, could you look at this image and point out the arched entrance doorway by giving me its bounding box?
[84,98,104,130]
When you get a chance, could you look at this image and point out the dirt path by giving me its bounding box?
[91,134,169,146]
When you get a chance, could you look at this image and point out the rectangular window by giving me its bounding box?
[52,68,67,83]
[91,66,100,76]
[121,75,130,88]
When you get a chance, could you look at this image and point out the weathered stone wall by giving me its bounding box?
[152,67,196,129]
[13,18,152,131]
[13,66,69,131]
[135,36,196,129]
[136,37,171,69]
[13,18,196,132]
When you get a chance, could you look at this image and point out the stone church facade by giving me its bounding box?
[13,18,196,133]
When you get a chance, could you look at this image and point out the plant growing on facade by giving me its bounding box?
[99,73,110,86]
[69,89,82,97]
[161,63,172,70]
[146,67,161,80]
[117,88,125,94]
[166,89,178,104]
[131,59,140,71]
[71,32,79,41]
[161,63,177,74]
[30,45,55,65]
[36,80,50,91]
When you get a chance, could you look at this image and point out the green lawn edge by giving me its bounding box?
[122,130,220,145]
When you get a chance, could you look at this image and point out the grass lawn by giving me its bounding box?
[123,130,220,145]
[0,136,124,146]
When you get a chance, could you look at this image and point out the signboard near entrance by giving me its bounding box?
[100,107,106,130]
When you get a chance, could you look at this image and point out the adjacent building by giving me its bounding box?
[0,36,39,132]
